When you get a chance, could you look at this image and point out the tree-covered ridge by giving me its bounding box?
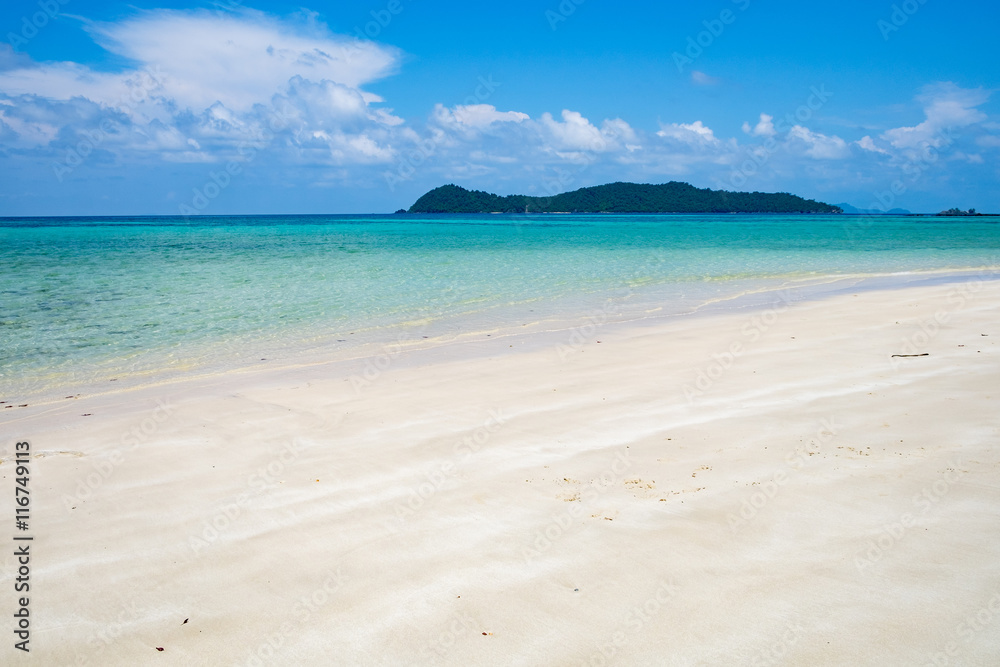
[408,182,842,214]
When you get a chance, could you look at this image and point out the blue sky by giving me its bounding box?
[1,0,998,215]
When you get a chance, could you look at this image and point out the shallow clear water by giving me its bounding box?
[2,213,999,400]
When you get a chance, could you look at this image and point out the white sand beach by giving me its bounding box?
[3,278,1000,666]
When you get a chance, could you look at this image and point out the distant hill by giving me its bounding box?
[408,182,842,214]
[838,203,911,215]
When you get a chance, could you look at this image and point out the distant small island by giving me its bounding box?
[937,208,983,217]
[837,203,912,215]
[407,182,842,214]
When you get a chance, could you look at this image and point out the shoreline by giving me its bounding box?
[3,266,998,412]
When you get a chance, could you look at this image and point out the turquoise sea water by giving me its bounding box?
[2,213,999,401]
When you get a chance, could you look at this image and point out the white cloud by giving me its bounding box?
[691,71,720,86]
[881,82,989,150]
[0,12,395,114]
[539,109,608,152]
[0,9,405,165]
[467,150,518,164]
[89,9,398,113]
[435,103,529,130]
[656,120,720,145]
[601,117,640,149]
[453,104,529,128]
[310,130,395,162]
[0,106,58,146]
[786,126,850,159]
[273,75,392,135]
[855,135,889,154]
[741,113,776,138]
[0,63,141,113]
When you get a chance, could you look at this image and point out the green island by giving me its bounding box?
[407,182,843,214]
